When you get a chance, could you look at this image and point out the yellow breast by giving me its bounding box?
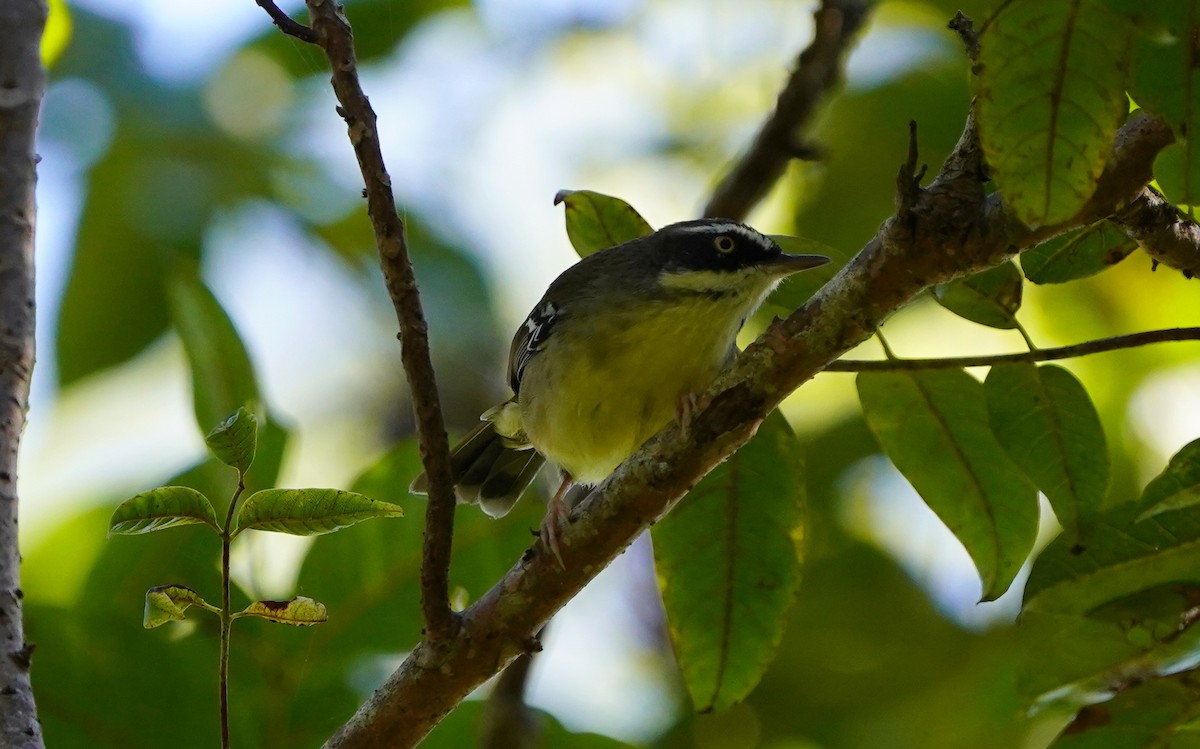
[514,296,746,484]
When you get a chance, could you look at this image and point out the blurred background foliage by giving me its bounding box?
[21,0,1200,747]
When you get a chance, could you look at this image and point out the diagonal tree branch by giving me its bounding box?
[702,0,871,220]
[321,94,1177,749]
[0,0,46,746]
[275,0,461,643]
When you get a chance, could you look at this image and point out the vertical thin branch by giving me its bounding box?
[702,0,871,220]
[297,0,459,641]
[218,476,247,749]
[0,0,46,746]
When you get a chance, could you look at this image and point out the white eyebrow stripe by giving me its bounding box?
[674,222,771,247]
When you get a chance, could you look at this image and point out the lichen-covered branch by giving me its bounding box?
[321,103,1175,749]
[0,1,46,746]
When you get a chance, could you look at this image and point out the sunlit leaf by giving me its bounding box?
[143,584,217,628]
[232,488,404,536]
[1026,503,1200,614]
[1136,438,1200,520]
[858,369,1039,600]
[204,406,258,473]
[653,413,804,712]
[985,364,1109,544]
[109,487,219,536]
[236,596,328,626]
[554,189,653,258]
[933,262,1024,329]
[41,0,72,66]
[1021,221,1137,283]
[167,264,260,436]
[977,0,1133,227]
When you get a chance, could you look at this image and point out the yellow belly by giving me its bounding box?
[515,299,742,484]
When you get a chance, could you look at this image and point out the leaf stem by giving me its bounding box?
[219,472,247,749]
[826,326,1200,372]
[1014,319,1039,352]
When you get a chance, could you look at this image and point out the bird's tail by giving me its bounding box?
[409,419,545,519]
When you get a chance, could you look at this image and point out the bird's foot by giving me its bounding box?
[539,476,572,569]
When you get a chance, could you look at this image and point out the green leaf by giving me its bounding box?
[143,584,217,628]
[1048,674,1200,746]
[857,369,1039,600]
[933,262,1023,329]
[985,364,1109,544]
[1021,221,1138,283]
[236,596,328,626]
[652,412,804,712]
[977,0,1133,227]
[1154,141,1200,212]
[232,488,404,536]
[204,406,258,473]
[553,189,653,258]
[167,264,260,437]
[1125,0,1196,211]
[109,486,219,535]
[1025,503,1200,614]
[765,235,851,310]
[1017,610,1144,705]
[1136,438,1200,520]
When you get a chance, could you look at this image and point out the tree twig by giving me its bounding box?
[1112,187,1200,278]
[0,0,46,746]
[824,327,1200,371]
[702,0,871,220]
[254,0,317,43]
[320,75,1179,749]
[271,0,460,643]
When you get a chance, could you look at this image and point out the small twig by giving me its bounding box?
[948,11,981,66]
[824,327,1200,372]
[261,0,460,641]
[218,474,248,749]
[254,0,318,43]
[1112,187,1200,279]
[895,120,925,216]
[702,0,871,220]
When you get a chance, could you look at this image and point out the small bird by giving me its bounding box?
[412,218,828,562]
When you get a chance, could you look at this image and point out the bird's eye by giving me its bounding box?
[714,235,736,253]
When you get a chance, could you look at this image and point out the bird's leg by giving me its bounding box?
[540,473,573,568]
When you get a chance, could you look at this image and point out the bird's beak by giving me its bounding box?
[764,253,830,277]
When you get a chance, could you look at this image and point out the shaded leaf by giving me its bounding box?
[237,596,328,626]
[977,0,1133,227]
[986,364,1109,543]
[1049,673,1200,747]
[1022,221,1138,283]
[933,262,1023,329]
[1128,0,1196,212]
[858,369,1039,600]
[1025,503,1200,614]
[143,584,217,628]
[1136,438,1200,520]
[204,406,258,473]
[554,189,653,258]
[167,265,260,437]
[1017,610,1144,705]
[653,413,805,712]
[232,488,404,536]
[765,235,850,310]
[109,486,219,536]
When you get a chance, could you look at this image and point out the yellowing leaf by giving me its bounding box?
[143,584,217,628]
[237,596,328,626]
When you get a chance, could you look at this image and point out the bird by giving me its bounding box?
[411,217,829,563]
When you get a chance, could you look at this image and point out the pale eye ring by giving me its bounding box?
[714,235,736,253]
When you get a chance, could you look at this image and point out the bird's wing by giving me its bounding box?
[508,299,559,394]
